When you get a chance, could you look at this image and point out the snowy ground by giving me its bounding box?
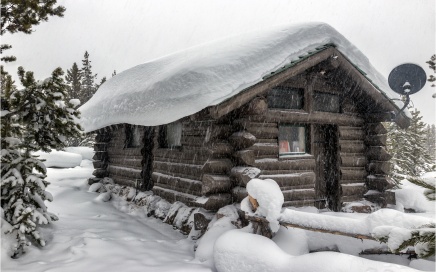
[1,151,435,271]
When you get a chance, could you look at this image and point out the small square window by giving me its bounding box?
[125,125,141,148]
[159,122,182,149]
[278,125,308,156]
[268,87,304,110]
[313,92,340,113]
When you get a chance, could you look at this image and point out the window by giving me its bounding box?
[278,125,308,156]
[268,87,304,110]
[125,125,141,148]
[159,122,182,149]
[313,92,340,113]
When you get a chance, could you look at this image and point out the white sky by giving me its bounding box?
[3,0,435,124]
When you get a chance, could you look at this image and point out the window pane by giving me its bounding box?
[166,122,182,148]
[279,125,306,156]
[313,92,340,113]
[126,125,141,148]
[268,87,304,110]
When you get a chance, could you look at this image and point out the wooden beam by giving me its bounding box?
[208,47,337,119]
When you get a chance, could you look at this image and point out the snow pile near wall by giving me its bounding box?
[394,173,436,213]
[65,147,95,160]
[213,229,419,272]
[34,150,82,168]
[79,22,405,132]
[244,178,284,232]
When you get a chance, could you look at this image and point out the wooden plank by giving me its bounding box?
[151,172,202,194]
[247,110,365,126]
[341,183,367,196]
[339,140,365,153]
[248,143,279,156]
[340,168,367,180]
[282,188,316,201]
[202,159,233,174]
[153,161,203,179]
[109,157,143,168]
[107,148,142,157]
[208,47,336,119]
[107,165,142,179]
[340,154,367,167]
[259,172,316,187]
[255,158,316,170]
[244,126,278,139]
[339,127,365,140]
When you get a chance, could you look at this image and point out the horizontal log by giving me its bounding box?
[152,186,232,210]
[247,110,365,126]
[366,175,396,191]
[366,146,391,161]
[93,168,108,178]
[339,127,365,140]
[93,160,107,169]
[203,142,233,157]
[282,199,316,207]
[93,151,108,161]
[340,168,367,180]
[182,124,232,140]
[244,126,278,139]
[367,161,390,175]
[233,119,277,131]
[365,123,387,135]
[280,184,315,191]
[109,174,137,187]
[282,188,315,201]
[153,161,203,179]
[364,134,387,146]
[239,97,268,116]
[107,148,142,157]
[109,157,143,168]
[341,195,364,203]
[259,172,316,187]
[95,133,112,142]
[260,169,311,175]
[255,158,316,170]
[364,191,395,207]
[181,135,208,146]
[152,172,202,194]
[202,159,233,174]
[340,155,367,167]
[233,150,255,166]
[248,143,279,156]
[155,182,201,197]
[339,140,365,154]
[202,174,232,195]
[341,183,366,196]
[229,132,256,149]
[230,167,261,186]
[107,165,142,179]
[232,186,248,203]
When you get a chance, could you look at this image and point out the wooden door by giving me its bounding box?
[313,124,340,211]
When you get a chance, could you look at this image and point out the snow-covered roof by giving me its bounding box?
[79,22,407,133]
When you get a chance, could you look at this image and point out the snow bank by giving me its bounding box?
[34,150,82,168]
[394,174,435,213]
[245,178,284,232]
[213,229,418,272]
[65,147,94,160]
[79,22,406,132]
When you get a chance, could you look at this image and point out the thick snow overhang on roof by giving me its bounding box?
[79,22,410,133]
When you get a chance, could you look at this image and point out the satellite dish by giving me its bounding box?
[388,63,427,95]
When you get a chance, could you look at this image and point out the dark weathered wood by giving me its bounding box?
[109,174,137,187]
[340,168,367,180]
[203,142,233,157]
[340,155,367,167]
[282,199,316,207]
[230,167,261,186]
[155,182,201,197]
[239,97,268,116]
[93,151,108,161]
[367,161,391,175]
[365,123,387,135]
[94,143,108,151]
[152,172,202,193]
[202,159,233,174]
[339,127,365,140]
[341,183,366,196]
[153,161,203,179]
[232,186,248,202]
[367,146,392,161]
[109,157,143,168]
[247,110,365,126]
[248,143,279,156]
[208,47,336,119]
[282,188,315,201]
[366,175,396,191]
[233,150,255,166]
[339,140,365,153]
[107,148,142,157]
[244,126,278,139]
[93,168,108,178]
[181,135,207,146]
[364,134,387,146]
[229,132,256,149]
[93,160,107,169]
[364,191,395,207]
[254,158,316,170]
[201,174,232,195]
[259,172,316,187]
[233,119,277,131]
[107,165,142,179]
[193,212,213,231]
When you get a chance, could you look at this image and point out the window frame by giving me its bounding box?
[267,87,305,110]
[158,121,182,150]
[125,124,141,149]
[312,91,341,113]
[278,124,311,158]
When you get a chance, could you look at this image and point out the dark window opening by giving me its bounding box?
[313,92,340,113]
[125,125,141,148]
[278,125,310,157]
[268,87,304,110]
[159,122,182,149]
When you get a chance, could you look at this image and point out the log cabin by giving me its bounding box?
[80,23,410,212]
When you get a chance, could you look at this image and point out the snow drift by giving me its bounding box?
[79,22,406,132]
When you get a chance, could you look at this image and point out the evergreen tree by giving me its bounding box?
[426,54,435,87]
[425,124,436,161]
[97,76,107,89]
[386,107,435,181]
[1,0,65,63]
[80,51,97,104]
[65,62,82,101]
[1,67,82,258]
